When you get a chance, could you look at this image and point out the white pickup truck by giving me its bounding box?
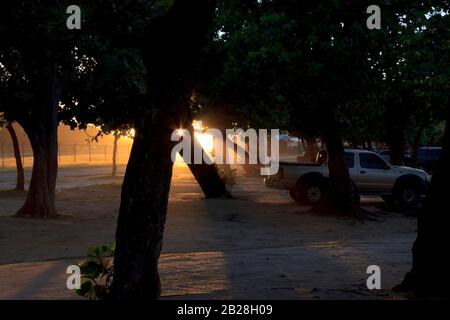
[265,149,430,207]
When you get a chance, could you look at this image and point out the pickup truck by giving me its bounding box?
[265,149,431,207]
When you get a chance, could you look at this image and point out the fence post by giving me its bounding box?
[22,143,25,166]
[104,145,107,161]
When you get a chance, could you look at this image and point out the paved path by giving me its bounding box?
[0,164,414,300]
[0,242,409,300]
[0,165,125,190]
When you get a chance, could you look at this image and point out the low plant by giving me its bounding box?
[219,165,237,190]
[75,242,115,300]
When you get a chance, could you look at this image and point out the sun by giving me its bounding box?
[195,132,214,153]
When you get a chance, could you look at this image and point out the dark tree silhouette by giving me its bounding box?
[15,76,60,218]
[111,0,216,299]
[181,110,229,198]
[6,124,25,191]
[0,1,91,217]
[112,132,120,176]
[397,99,450,297]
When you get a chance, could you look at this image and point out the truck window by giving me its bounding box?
[359,153,387,170]
[345,152,355,168]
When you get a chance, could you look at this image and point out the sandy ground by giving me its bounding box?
[0,164,417,299]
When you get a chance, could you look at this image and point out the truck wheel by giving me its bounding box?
[297,178,330,208]
[395,185,420,207]
[289,188,306,203]
[306,184,323,204]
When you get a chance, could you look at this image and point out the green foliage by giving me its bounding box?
[76,243,115,300]
[58,1,156,133]
[198,1,380,135]
[2,0,449,154]
[366,4,450,149]
[156,0,176,11]
[196,0,450,151]
[198,1,297,129]
[0,1,163,132]
[0,1,79,122]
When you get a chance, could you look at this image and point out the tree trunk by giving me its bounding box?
[411,114,428,167]
[111,0,216,299]
[180,112,229,198]
[112,132,119,176]
[322,111,359,216]
[185,136,229,197]
[366,139,373,151]
[16,75,60,218]
[300,138,307,155]
[388,131,405,165]
[305,134,319,162]
[112,119,175,300]
[349,139,358,149]
[6,124,25,191]
[396,104,450,298]
[386,104,407,165]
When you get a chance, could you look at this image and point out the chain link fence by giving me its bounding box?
[0,143,132,169]
[1,138,303,169]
